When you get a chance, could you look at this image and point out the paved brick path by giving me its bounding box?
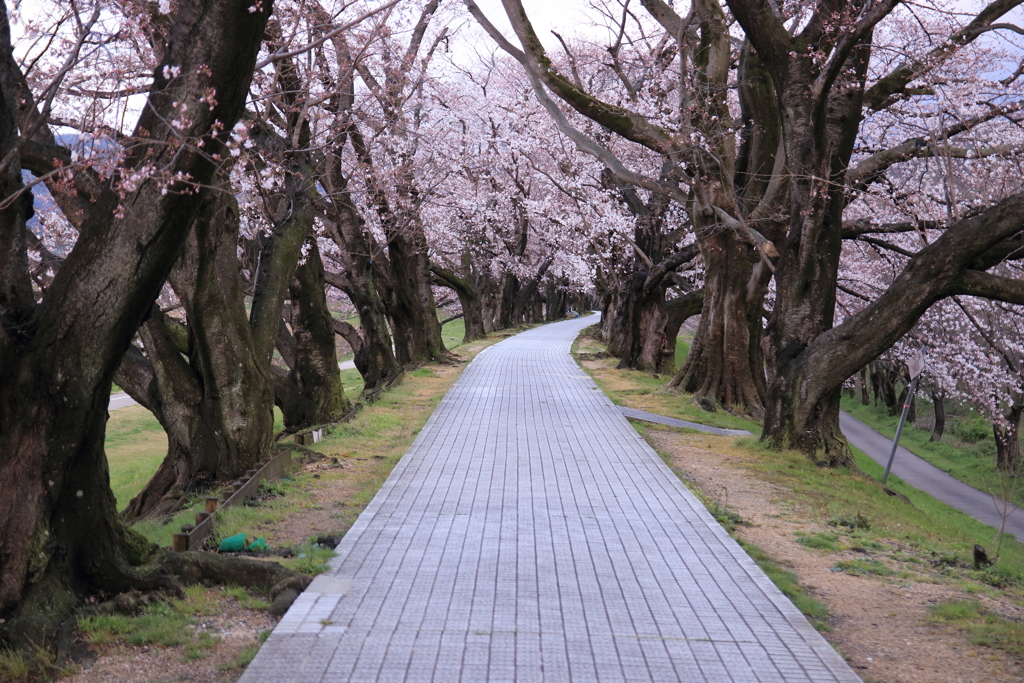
[240,318,859,682]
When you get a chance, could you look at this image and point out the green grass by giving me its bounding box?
[0,649,29,681]
[674,336,690,370]
[930,599,1024,657]
[78,604,192,648]
[77,585,258,662]
[224,586,270,610]
[104,405,168,511]
[841,396,1024,508]
[736,435,1024,578]
[832,558,893,576]
[340,367,362,391]
[796,532,842,551]
[133,508,197,549]
[441,316,466,349]
[279,540,337,575]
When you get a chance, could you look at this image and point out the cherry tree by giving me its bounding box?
[468,0,1024,466]
[422,61,606,333]
[0,0,279,647]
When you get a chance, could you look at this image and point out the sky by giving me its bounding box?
[470,0,598,36]
[455,0,615,65]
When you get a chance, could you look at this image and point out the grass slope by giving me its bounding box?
[841,396,1024,509]
[105,406,168,511]
[576,333,1023,661]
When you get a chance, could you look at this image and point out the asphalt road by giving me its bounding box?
[840,411,1023,543]
[108,392,138,411]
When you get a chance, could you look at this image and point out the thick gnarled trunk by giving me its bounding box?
[0,0,271,646]
[606,272,675,374]
[387,228,448,364]
[275,239,350,429]
[320,173,402,392]
[432,259,487,343]
[118,184,281,519]
[671,230,766,413]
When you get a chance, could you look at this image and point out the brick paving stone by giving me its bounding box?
[239,317,860,682]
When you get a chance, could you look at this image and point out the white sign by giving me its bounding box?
[908,347,926,379]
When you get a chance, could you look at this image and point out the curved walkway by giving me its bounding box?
[841,412,1023,543]
[240,318,858,683]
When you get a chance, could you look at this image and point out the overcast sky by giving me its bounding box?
[456,1,614,63]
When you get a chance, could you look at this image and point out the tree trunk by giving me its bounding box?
[545,278,568,321]
[114,315,210,519]
[930,389,945,442]
[320,166,402,393]
[598,284,618,341]
[119,180,285,519]
[431,259,486,343]
[607,271,675,374]
[387,228,448,364]
[347,128,446,365]
[274,239,350,429]
[742,23,875,463]
[860,367,870,405]
[994,404,1022,473]
[663,290,705,365]
[0,0,270,647]
[870,361,899,414]
[670,229,766,414]
[497,272,520,329]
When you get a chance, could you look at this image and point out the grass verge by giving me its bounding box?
[930,600,1024,657]
[104,405,168,511]
[574,332,1024,663]
[840,396,1024,509]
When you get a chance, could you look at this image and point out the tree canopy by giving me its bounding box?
[3,0,1024,649]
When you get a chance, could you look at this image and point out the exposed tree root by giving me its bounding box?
[0,549,310,655]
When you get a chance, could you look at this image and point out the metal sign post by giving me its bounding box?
[882,345,927,486]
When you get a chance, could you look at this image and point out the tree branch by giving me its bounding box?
[955,270,1024,305]
[863,0,1024,110]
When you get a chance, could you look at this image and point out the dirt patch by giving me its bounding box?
[69,591,276,683]
[645,428,1024,683]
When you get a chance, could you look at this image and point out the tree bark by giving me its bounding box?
[759,193,1024,465]
[386,227,448,363]
[670,229,767,414]
[431,259,487,343]
[994,404,1022,473]
[930,388,946,442]
[274,239,350,429]
[545,277,568,321]
[0,0,271,647]
[119,168,309,519]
